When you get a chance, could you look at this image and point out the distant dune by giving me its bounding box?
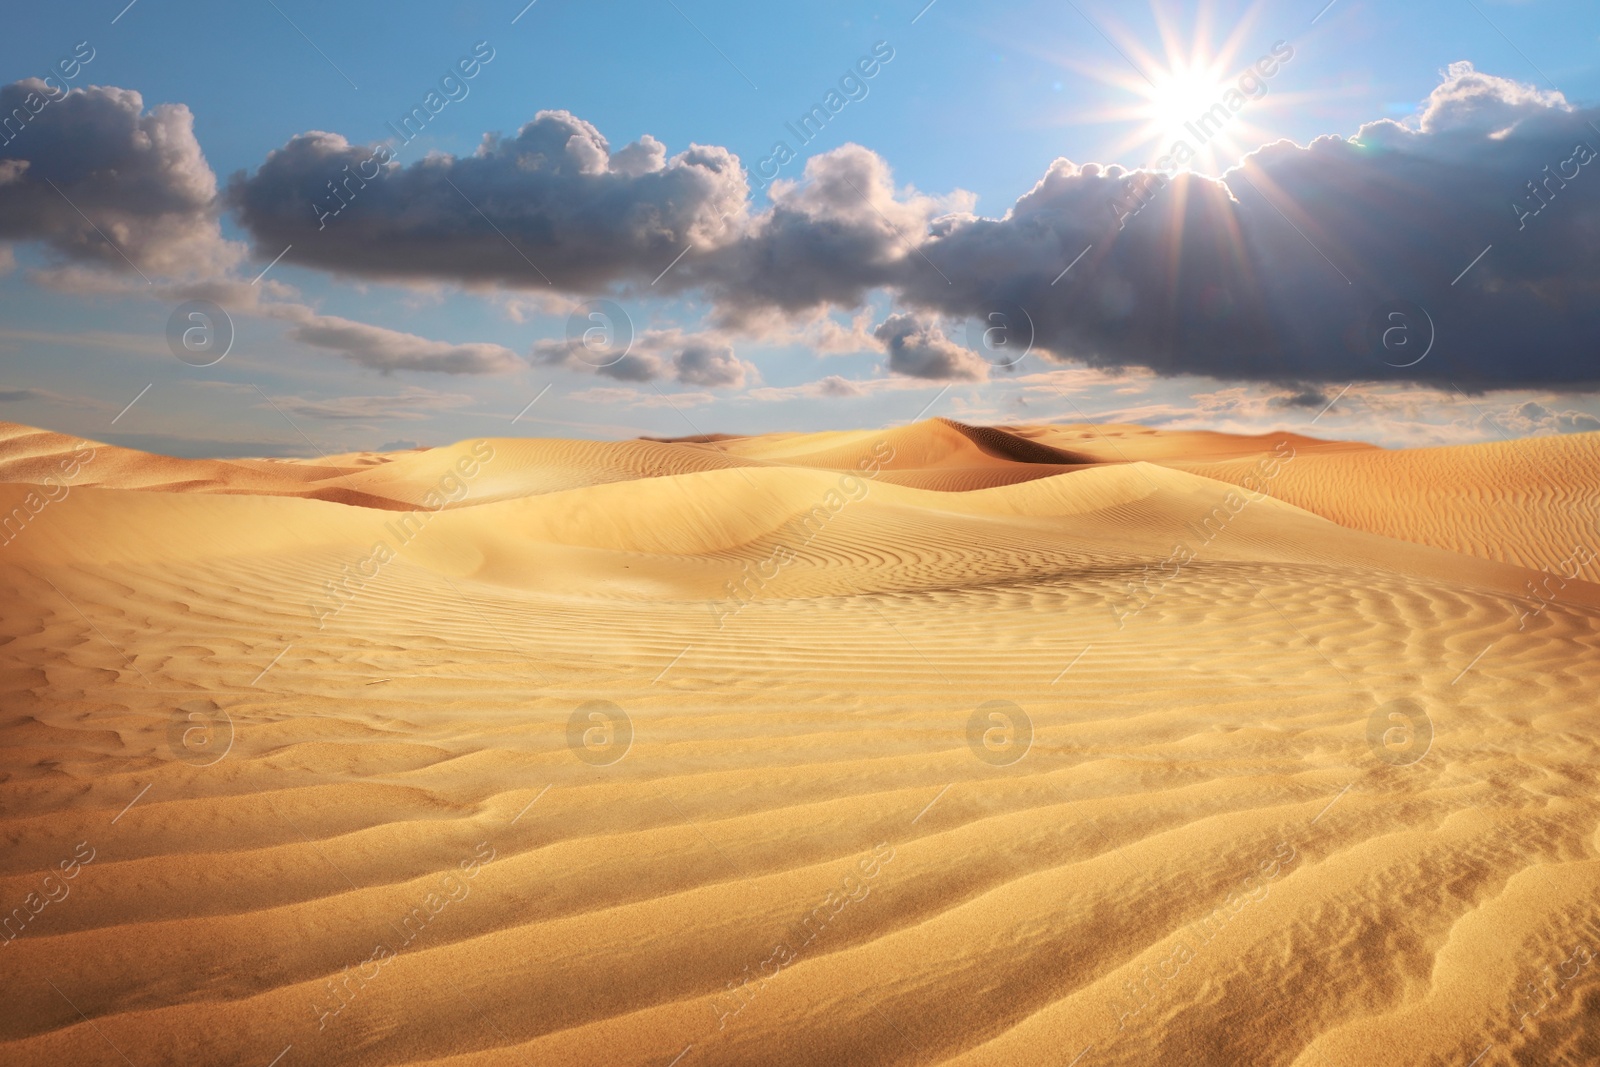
[1,418,1596,1066]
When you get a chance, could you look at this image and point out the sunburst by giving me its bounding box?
[1053,1,1294,176]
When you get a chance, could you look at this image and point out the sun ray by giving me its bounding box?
[1044,0,1285,175]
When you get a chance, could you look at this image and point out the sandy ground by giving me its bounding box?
[0,417,1596,1066]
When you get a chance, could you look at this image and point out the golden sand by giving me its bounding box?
[0,417,1596,1066]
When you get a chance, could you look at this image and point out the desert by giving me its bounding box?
[1,416,1596,1066]
[4,2,1600,1062]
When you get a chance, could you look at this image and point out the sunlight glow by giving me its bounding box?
[1138,66,1231,163]
[1056,1,1304,176]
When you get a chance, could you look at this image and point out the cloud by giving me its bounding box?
[9,263,520,376]
[263,304,520,374]
[219,62,1600,389]
[228,112,747,291]
[816,374,868,397]
[262,387,475,421]
[565,385,716,408]
[720,305,881,356]
[746,373,939,403]
[0,80,238,278]
[1497,400,1600,435]
[872,312,988,380]
[0,387,76,404]
[532,326,756,388]
[679,145,970,317]
[672,340,750,387]
[858,63,1600,390]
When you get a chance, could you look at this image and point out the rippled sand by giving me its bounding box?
[0,417,1596,1066]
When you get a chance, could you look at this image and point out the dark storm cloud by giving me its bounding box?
[0,80,235,276]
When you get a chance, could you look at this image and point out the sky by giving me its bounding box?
[1,0,1598,456]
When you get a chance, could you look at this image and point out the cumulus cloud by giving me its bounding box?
[721,305,882,357]
[0,80,238,277]
[865,63,1600,390]
[672,340,749,387]
[532,326,756,388]
[216,62,1600,389]
[679,145,970,316]
[872,312,988,380]
[1497,400,1600,435]
[816,374,868,397]
[228,112,747,290]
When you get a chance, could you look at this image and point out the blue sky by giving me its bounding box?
[2,0,1598,455]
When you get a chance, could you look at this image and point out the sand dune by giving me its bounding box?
[0,418,1596,1066]
[1175,432,1600,582]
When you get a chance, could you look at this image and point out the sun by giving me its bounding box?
[1047,0,1289,175]
[1138,66,1230,160]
